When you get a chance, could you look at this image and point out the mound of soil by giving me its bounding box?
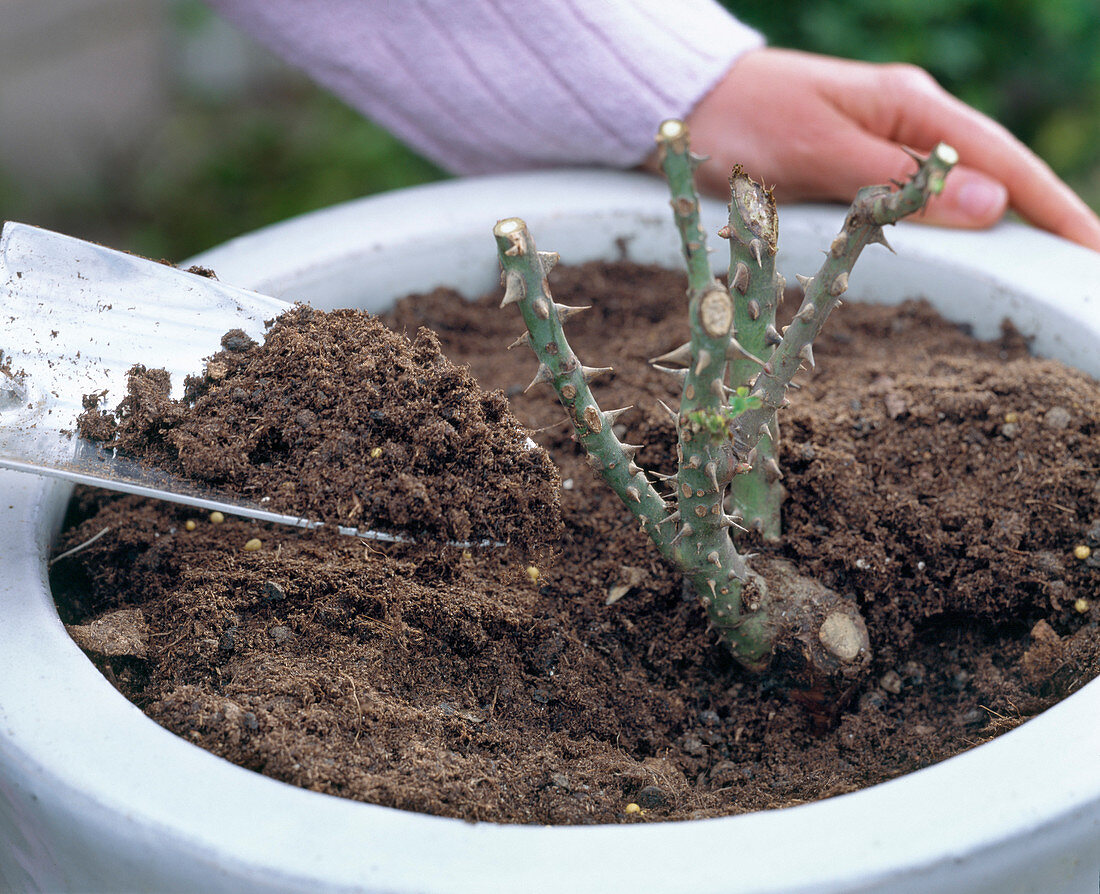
[53,261,1100,824]
[77,305,561,551]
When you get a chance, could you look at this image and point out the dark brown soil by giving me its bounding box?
[53,261,1100,825]
[76,305,560,552]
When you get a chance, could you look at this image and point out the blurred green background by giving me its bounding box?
[2,0,1097,261]
[729,0,1100,186]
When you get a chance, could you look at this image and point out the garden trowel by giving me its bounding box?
[0,221,405,541]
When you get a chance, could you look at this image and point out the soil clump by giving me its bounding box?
[53,261,1100,824]
[76,305,560,551]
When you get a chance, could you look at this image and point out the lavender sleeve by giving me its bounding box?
[205,0,763,175]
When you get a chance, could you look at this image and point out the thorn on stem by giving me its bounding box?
[869,227,895,253]
[524,363,554,393]
[500,270,527,307]
[554,303,591,322]
[652,364,688,384]
[749,238,765,267]
[604,405,632,426]
[538,250,560,274]
[656,399,679,423]
[732,261,750,295]
[670,523,694,547]
[799,343,815,370]
[726,337,766,366]
[582,365,613,383]
[650,342,693,367]
[506,331,531,350]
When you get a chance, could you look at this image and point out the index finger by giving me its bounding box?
[827,64,1100,251]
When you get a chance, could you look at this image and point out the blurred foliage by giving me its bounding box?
[0,0,443,260]
[3,1,1097,260]
[726,0,1100,198]
[1,84,444,261]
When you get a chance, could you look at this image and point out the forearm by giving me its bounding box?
[205,0,763,174]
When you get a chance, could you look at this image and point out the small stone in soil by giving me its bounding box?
[880,670,903,694]
[960,708,987,727]
[1043,406,1072,429]
[635,785,669,809]
[901,662,926,686]
[859,690,886,711]
[220,329,256,352]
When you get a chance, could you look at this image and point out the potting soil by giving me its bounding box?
[75,305,561,552]
[53,261,1100,824]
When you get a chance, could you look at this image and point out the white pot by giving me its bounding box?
[2,171,1099,894]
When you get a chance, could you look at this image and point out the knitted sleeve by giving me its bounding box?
[206,0,763,174]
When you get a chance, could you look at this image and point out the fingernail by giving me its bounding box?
[955,179,1007,221]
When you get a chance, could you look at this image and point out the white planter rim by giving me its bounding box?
[2,169,1098,894]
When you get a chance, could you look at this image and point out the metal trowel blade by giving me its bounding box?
[0,221,408,542]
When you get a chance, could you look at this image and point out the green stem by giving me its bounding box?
[492,218,673,552]
[723,167,785,539]
[492,136,954,678]
[733,143,959,461]
[655,119,772,668]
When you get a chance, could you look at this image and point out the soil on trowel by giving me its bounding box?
[53,261,1100,825]
[76,305,561,552]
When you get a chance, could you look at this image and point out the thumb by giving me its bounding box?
[919,165,1008,230]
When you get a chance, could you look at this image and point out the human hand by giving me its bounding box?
[652,47,1100,252]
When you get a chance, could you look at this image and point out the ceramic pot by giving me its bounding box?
[2,170,1098,893]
